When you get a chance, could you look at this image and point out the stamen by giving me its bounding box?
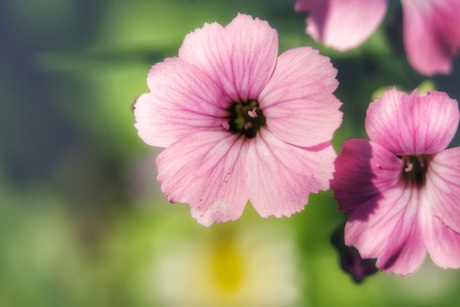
[401,155,428,187]
[404,163,413,172]
[243,122,253,130]
[248,107,258,118]
[223,121,230,130]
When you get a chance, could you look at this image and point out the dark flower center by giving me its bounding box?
[401,155,428,187]
[225,100,266,138]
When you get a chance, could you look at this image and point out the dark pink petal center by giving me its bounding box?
[225,100,266,139]
[401,154,429,187]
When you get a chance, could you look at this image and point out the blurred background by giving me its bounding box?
[1,0,460,306]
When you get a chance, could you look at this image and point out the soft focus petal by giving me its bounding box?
[377,216,425,275]
[331,224,378,283]
[365,89,459,155]
[425,148,460,234]
[134,57,228,148]
[421,200,460,269]
[156,131,248,226]
[331,139,402,213]
[295,0,387,51]
[259,47,342,147]
[345,186,426,275]
[402,0,460,76]
[245,129,335,218]
[179,13,278,102]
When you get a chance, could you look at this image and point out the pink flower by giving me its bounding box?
[294,0,460,76]
[134,13,342,226]
[331,88,460,275]
[295,0,387,52]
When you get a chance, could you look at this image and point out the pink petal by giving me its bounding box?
[244,129,336,218]
[365,89,459,156]
[331,139,403,213]
[134,57,228,148]
[402,0,460,76]
[178,13,278,102]
[421,200,460,269]
[295,0,387,51]
[259,47,342,147]
[425,148,460,234]
[378,216,426,275]
[156,131,248,227]
[345,185,426,275]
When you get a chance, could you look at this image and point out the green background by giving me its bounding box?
[1,0,459,306]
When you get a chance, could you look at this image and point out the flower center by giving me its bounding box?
[401,155,428,187]
[224,100,266,138]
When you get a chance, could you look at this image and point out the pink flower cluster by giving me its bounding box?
[134,10,460,276]
[295,0,460,76]
[134,14,342,227]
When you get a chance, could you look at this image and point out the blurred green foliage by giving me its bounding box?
[1,0,459,306]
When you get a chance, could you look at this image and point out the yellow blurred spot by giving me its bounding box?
[211,239,244,292]
[417,80,436,94]
[371,85,401,100]
[371,80,436,101]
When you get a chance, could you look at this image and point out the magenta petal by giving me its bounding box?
[425,148,460,234]
[134,57,228,148]
[179,13,278,102]
[365,89,459,155]
[295,0,387,51]
[259,47,342,147]
[156,131,248,227]
[421,202,460,269]
[245,129,336,218]
[402,0,460,76]
[345,186,426,275]
[377,215,426,275]
[331,139,402,213]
